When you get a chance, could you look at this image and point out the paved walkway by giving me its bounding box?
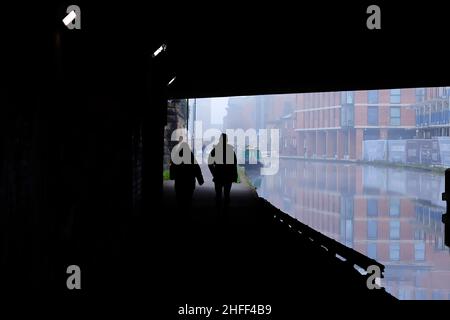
[159,166,395,313]
[163,165,259,225]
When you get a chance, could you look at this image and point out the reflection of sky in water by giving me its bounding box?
[254,159,450,300]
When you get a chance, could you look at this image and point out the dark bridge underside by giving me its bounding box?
[4,2,450,99]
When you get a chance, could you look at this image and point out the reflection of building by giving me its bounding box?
[258,160,450,300]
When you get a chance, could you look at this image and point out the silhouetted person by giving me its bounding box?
[208,133,238,207]
[170,137,204,209]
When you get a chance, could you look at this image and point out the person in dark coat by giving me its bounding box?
[208,133,238,207]
[170,137,204,208]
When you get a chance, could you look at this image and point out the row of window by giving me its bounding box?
[367,198,401,216]
[298,88,436,107]
[295,105,403,128]
[303,92,342,108]
[367,241,425,261]
[283,119,296,129]
[297,108,339,128]
[367,106,401,126]
[297,88,446,112]
[282,137,297,148]
[416,109,450,126]
[367,220,402,240]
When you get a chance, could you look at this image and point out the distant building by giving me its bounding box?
[412,87,450,138]
[194,98,222,131]
[223,96,258,131]
[255,89,418,160]
[223,88,450,161]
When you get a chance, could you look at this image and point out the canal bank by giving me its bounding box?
[279,155,448,174]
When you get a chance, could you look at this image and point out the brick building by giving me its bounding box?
[293,89,417,160]
[223,96,258,131]
[224,88,423,161]
[413,87,450,138]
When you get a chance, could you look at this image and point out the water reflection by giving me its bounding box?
[254,159,450,300]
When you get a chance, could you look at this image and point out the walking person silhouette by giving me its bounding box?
[208,133,238,207]
[170,137,204,211]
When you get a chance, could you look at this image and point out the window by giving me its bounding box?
[367,243,377,259]
[368,220,378,240]
[390,89,401,103]
[341,91,354,104]
[432,290,443,300]
[367,199,378,216]
[367,106,379,125]
[389,199,400,216]
[389,220,401,240]
[391,89,402,103]
[284,101,293,115]
[399,288,412,300]
[416,88,426,102]
[368,90,379,104]
[345,220,353,246]
[342,197,354,218]
[390,107,401,125]
[341,104,355,126]
[415,290,427,300]
[347,91,354,104]
[389,243,400,261]
[415,242,425,261]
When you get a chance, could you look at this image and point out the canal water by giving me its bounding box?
[251,159,450,300]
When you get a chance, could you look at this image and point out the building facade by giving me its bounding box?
[222,87,450,161]
[413,87,450,138]
[293,89,417,160]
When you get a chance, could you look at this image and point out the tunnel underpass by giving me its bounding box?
[2,2,450,315]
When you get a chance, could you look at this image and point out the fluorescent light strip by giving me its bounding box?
[152,44,166,57]
[168,76,176,86]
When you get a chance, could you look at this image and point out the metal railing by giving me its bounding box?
[261,198,385,276]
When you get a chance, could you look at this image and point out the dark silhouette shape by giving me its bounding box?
[208,133,238,207]
[442,168,450,247]
[170,137,204,209]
